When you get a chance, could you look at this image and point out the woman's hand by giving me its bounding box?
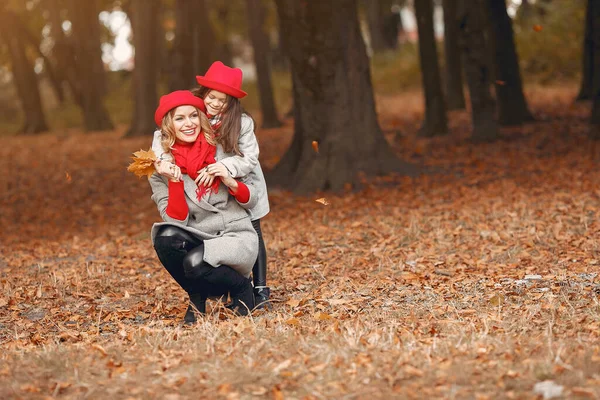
[156,160,181,182]
[195,168,216,188]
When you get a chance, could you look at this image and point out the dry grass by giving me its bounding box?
[1,85,599,399]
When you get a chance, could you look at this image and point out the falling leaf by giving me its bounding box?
[533,25,543,32]
[495,80,506,85]
[312,140,319,153]
[127,149,157,178]
[65,171,72,183]
[315,198,330,205]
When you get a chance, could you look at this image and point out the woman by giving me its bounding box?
[149,90,259,322]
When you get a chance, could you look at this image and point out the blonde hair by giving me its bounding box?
[160,107,216,156]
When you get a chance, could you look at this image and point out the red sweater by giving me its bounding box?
[166,180,250,220]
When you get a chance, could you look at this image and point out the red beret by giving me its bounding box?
[154,90,207,127]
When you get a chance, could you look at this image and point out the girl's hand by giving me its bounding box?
[156,160,181,181]
[208,163,238,191]
[195,168,215,188]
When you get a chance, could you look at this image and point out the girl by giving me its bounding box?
[152,61,271,309]
[150,90,261,322]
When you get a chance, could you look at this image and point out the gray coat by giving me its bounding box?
[149,173,258,277]
[151,114,270,221]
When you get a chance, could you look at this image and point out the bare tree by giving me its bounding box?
[442,0,466,110]
[271,0,416,193]
[0,9,49,134]
[67,0,113,131]
[126,0,160,137]
[457,0,498,141]
[578,0,593,101]
[486,0,533,125]
[246,0,281,128]
[415,0,448,137]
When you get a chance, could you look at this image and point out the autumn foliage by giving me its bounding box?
[0,87,599,398]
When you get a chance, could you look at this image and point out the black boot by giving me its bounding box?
[183,293,206,325]
[254,287,271,310]
[251,219,271,310]
[202,266,255,316]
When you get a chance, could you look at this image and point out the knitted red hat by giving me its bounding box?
[195,61,248,99]
[154,90,206,127]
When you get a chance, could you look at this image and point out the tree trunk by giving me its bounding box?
[366,0,388,52]
[47,0,81,104]
[246,0,282,128]
[590,0,600,138]
[486,0,534,126]
[271,0,416,193]
[578,0,593,101]
[68,0,113,131]
[415,0,448,137]
[457,0,498,142]
[442,0,466,110]
[169,0,215,91]
[126,0,159,137]
[366,0,401,52]
[0,10,49,134]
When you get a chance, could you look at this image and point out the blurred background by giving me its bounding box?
[0,0,586,136]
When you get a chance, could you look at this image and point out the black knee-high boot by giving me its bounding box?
[251,219,271,309]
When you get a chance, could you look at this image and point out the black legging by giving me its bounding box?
[251,219,268,288]
[153,225,228,298]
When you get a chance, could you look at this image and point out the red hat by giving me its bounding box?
[196,61,248,99]
[154,90,206,126]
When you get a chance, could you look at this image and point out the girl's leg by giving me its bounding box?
[251,219,271,309]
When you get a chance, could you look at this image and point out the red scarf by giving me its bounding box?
[172,133,219,199]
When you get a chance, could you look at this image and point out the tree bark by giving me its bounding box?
[0,10,49,134]
[126,0,160,137]
[169,0,215,91]
[246,0,282,128]
[590,0,600,138]
[68,0,113,131]
[442,0,466,110]
[486,0,534,126]
[365,0,401,52]
[271,0,416,193]
[457,0,498,142]
[578,0,593,101]
[415,0,448,137]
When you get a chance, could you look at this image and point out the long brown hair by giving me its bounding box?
[192,86,255,156]
[159,107,216,155]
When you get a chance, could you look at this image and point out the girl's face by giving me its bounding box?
[172,105,200,143]
[204,90,228,116]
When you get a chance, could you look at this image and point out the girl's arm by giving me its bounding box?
[210,162,258,210]
[217,115,259,178]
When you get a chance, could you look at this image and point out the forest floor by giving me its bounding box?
[1,85,599,399]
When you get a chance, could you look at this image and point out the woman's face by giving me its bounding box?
[172,105,201,143]
[204,90,228,116]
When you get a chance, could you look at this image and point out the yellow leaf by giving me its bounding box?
[285,318,300,326]
[127,149,157,178]
[286,299,301,308]
[315,198,330,205]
